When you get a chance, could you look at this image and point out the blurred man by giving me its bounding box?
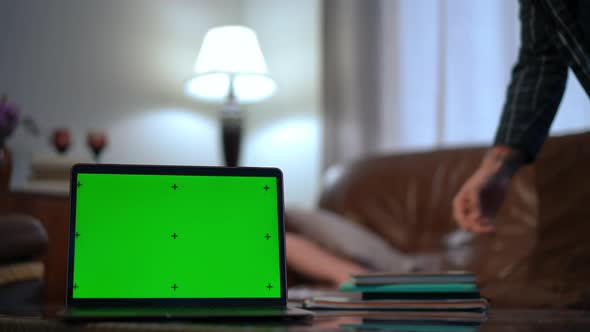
[453,0,590,233]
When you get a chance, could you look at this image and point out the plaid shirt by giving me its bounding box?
[494,0,590,163]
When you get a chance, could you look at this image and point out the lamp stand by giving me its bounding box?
[221,78,242,167]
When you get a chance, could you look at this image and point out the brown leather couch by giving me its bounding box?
[317,131,590,308]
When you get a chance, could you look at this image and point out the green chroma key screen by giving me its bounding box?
[72,172,281,299]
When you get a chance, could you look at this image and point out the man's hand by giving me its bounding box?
[452,146,523,234]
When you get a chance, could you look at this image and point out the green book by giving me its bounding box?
[339,281,478,293]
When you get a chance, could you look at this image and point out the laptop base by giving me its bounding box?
[60,306,314,321]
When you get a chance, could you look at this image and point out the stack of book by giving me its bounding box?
[304,271,488,327]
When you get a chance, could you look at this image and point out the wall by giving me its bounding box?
[241,0,322,208]
[0,0,321,208]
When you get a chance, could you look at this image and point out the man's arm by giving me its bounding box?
[453,0,568,233]
[452,146,524,233]
[494,0,569,164]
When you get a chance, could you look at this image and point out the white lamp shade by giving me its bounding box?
[185,26,276,103]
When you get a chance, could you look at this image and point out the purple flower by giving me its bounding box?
[0,97,21,144]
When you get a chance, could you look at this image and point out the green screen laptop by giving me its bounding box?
[61,164,312,321]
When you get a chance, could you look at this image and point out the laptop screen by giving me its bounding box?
[69,166,284,302]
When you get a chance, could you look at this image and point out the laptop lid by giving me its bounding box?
[66,164,287,308]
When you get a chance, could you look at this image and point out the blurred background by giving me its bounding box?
[1,0,589,208]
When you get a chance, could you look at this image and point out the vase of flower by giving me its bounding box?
[87,131,107,162]
[0,147,11,190]
[0,94,20,189]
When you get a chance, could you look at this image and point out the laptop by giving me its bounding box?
[60,164,314,321]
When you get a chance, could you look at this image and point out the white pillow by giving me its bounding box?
[285,208,439,273]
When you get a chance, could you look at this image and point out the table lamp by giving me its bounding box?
[184,26,276,166]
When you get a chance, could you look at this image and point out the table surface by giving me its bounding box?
[1,308,590,332]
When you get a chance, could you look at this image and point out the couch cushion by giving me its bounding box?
[524,131,590,305]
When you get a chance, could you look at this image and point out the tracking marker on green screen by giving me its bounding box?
[72,173,281,299]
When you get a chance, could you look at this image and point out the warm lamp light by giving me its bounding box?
[185,26,276,104]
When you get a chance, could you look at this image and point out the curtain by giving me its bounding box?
[322,0,383,167]
[322,0,590,170]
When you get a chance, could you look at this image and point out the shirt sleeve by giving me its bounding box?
[494,0,569,163]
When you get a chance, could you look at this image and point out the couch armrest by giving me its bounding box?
[0,214,48,262]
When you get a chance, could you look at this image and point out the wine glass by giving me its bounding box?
[86,131,107,163]
[51,128,71,154]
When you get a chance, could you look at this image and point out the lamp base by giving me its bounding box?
[221,105,242,167]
